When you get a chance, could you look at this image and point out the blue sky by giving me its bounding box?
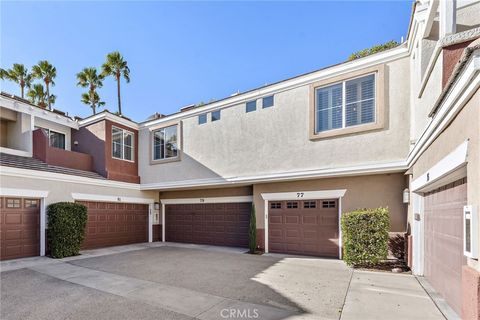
[1,1,412,121]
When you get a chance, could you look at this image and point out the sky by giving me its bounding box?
[1,1,412,121]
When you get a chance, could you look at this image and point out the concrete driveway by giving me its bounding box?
[1,243,445,320]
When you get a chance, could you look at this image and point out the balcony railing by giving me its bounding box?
[33,129,93,172]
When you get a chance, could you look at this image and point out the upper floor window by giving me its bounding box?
[315,74,375,133]
[112,126,134,161]
[35,127,65,149]
[211,110,221,122]
[153,125,178,161]
[262,95,274,108]
[198,113,207,125]
[246,100,256,113]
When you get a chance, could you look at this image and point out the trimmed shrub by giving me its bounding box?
[348,40,399,61]
[248,204,257,253]
[47,202,88,258]
[341,207,390,266]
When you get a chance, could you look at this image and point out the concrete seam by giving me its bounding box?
[414,276,448,320]
[338,267,354,320]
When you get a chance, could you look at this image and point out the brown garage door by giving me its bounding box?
[269,199,339,258]
[165,202,251,247]
[78,201,148,249]
[0,197,40,260]
[424,178,467,315]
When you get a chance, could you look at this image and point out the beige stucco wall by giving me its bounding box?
[6,113,32,152]
[410,88,479,210]
[139,57,411,184]
[253,173,408,232]
[155,173,407,232]
[0,175,157,206]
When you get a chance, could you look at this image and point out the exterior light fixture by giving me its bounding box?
[403,188,410,204]
[154,202,160,210]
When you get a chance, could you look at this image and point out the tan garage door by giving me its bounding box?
[78,201,148,249]
[424,178,467,315]
[0,197,40,260]
[269,199,339,258]
[165,202,251,247]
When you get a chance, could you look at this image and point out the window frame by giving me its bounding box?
[35,127,66,150]
[211,110,221,122]
[309,64,385,140]
[198,113,207,125]
[246,100,257,113]
[150,122,181,164]
[111,125,135,162]
[262,95,274,109]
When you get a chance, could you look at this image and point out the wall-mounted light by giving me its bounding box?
[403,188,410,204]
[154,202,160,210]
[73,140,79,145]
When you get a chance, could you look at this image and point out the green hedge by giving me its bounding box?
[248,204,257,254]
[47,202,88,258]
[341,207,390,266]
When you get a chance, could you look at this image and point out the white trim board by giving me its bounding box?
[161,196,253,205]
[1,166,141,190]
[0,187,49,198]
[141,161,407,191]
[261,190,347,201]
[78,112,139,130]
[71,193,154,204]
[411,140,469,192]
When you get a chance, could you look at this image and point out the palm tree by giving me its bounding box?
[0,64,33,98]
[77,67,105,115]
[32,60,56,109]
[81,91,105,115]
[27,83,56,109]
[101,51,130,115]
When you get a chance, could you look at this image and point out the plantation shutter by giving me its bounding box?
[345,74,375,127]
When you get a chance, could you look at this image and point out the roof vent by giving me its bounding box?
[230,90,240,97]
[145,112,165,121]
[180,104,196,112]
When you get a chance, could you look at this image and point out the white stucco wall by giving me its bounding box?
[139,57,411,184]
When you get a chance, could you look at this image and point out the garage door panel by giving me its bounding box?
[79,201,148,250]
[1,197,40,260]
[424,178,466,315]
[165,202,251,247]
[268,199,339,258]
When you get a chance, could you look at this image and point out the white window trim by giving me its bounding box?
[35,126,67,150]
[246,100,257,113]
[152,124,180,162]
[262,95,274,109]
[211,110,221,122]
[112,125,135,162]
[315,72,377,134]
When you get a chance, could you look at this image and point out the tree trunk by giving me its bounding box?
[46,81,51,110]
[20,80,24,98]
[92,103,96,115]
[116,74,122,115]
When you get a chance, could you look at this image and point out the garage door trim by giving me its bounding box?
[261,189,346,257]
[160,196,253,244]
[71,193,155,242]
[0,187,49,257]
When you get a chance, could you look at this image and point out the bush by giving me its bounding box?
[341,207,390,266]
[47,202,88,258]
[348,40,400,61]
[248,204,257,253]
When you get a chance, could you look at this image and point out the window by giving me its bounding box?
[322,200,336,208]
[198,114,207,125]
[262,95,274,108]
[270,202,282,209]
[286,201,299,209]
[246,100,256,113]
[153,125,178,161]
[112,126,134,161]
[211,110,221,122]
[35,127,65,149]
[25,199,39,208]
[303,201,316,208]
[6,198,21,208]
[315,74,375,133]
